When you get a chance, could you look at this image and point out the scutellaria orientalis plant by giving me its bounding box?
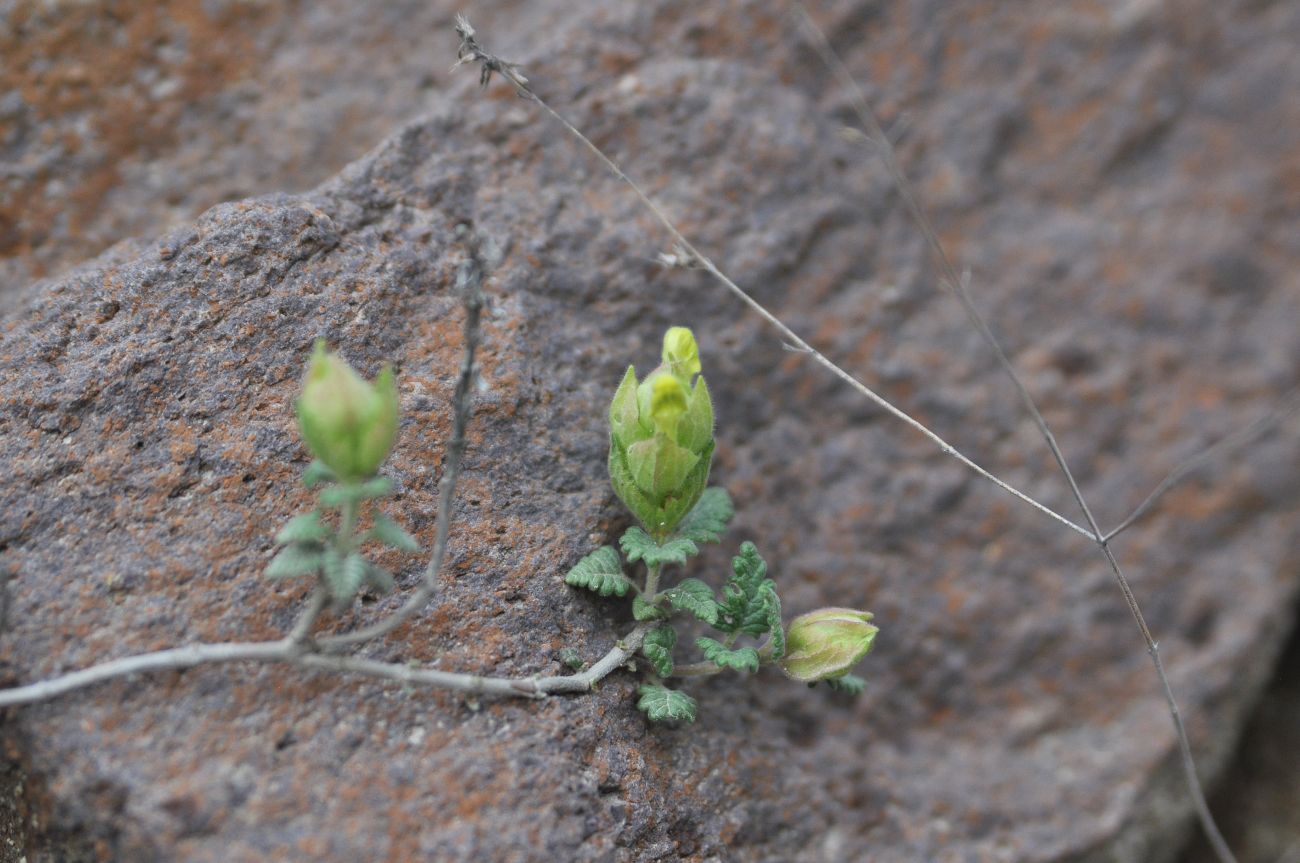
[565,327,877,723]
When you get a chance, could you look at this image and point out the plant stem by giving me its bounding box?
[319,229,485,651]
[643,563,662,602]
[0,623,658,708]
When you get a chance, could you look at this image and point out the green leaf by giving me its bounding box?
[824,674,866,695]
[302,460,337,488]
[266,542,324,580]
[716,542,779,637]
[319,477,394,507]
[632,595,668,621]
[322,550,367,605]
[620,527,698,568]
[635,684,697,724]
[695,637,761,674]
[275,512,328,545]
[641,625,677,677]
[674,487,734,543]
[660,578,719,625]
[368,512,419,552]
[363,561,395,594]
[565,546,633,598]
[765,585,786,660]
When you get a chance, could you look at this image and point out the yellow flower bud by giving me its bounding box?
[662,326,701,379]
[296,340,399,481]
[649,373,689,437]
[779,608,877,682]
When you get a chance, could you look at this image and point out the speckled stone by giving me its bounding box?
[1,2,1298,861]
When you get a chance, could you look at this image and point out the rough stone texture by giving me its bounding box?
[2,1,1299,861]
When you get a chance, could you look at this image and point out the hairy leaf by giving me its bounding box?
[363,561,395,594]
[565,546,633,597]
[765,584,786,660]
[266,542,324,580]
[632,595,668,621]
[319,477,394,507]
[660,578,719,625]
[302,460,337,488]
[674,487,734,543]
[695,637,761,673]
[716,542,779,636]
[641,625,677,677]
[368,512,419,552]
[620,527,698,567]
[275,512,328,545]
[635,684,697,724]
[824,674,867,695]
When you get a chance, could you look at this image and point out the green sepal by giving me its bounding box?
[302,460,337,489]
[824,674,866,695]
[635,684,697,724]
[674,487,733,544]
[695,637,761,674]
[641,625,677,677]
[319,477,394,507]
[565,546,633,598]
[627,433,698,504]
[660,578,719,625]
[275,512,328,545]
[620,527,698,568]
[368,512,419,552]
[266,541,325,580]
[632,595,668,621]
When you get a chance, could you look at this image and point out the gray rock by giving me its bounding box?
[1,1,1298,861]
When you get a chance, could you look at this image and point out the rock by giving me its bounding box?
[2,1,1299,861]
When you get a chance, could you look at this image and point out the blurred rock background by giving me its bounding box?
[1,1,1297,861]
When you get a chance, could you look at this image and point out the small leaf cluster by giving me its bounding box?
[268,460,420,609]
[567,488,803,724]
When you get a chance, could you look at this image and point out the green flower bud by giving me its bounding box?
[779,608,878,683]
[608,327,716,537]
[296,340,399,481]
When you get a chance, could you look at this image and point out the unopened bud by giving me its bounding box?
[779,608,877,683]
[296,340,399,481]
[608,327,716,537]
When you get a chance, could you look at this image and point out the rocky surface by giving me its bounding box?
[2,1,1299,861]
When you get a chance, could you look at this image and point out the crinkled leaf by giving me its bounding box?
[620,527,698,567]
[632,595,668,621]
[660,578,719,625]
[368,512,419,552]
[716,542,779,636]
[641,625,677,677]
[635,684,697,724]
[302,460,337,488]
[266,542,324,580]
[695,637,761,674]
[319,477,394,507]
[322,550,366,606]
[363,561,395,594]
[275,512,328,545]
[824,674,867,695]
[765,585,786,660]
[565,546,633,598]
[674,487,734,543]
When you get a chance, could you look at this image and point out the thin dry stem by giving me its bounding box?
[1104,388,1300,541]
[320,228,486,650]
[450,17,1093,541]
[792,7,1239,860]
